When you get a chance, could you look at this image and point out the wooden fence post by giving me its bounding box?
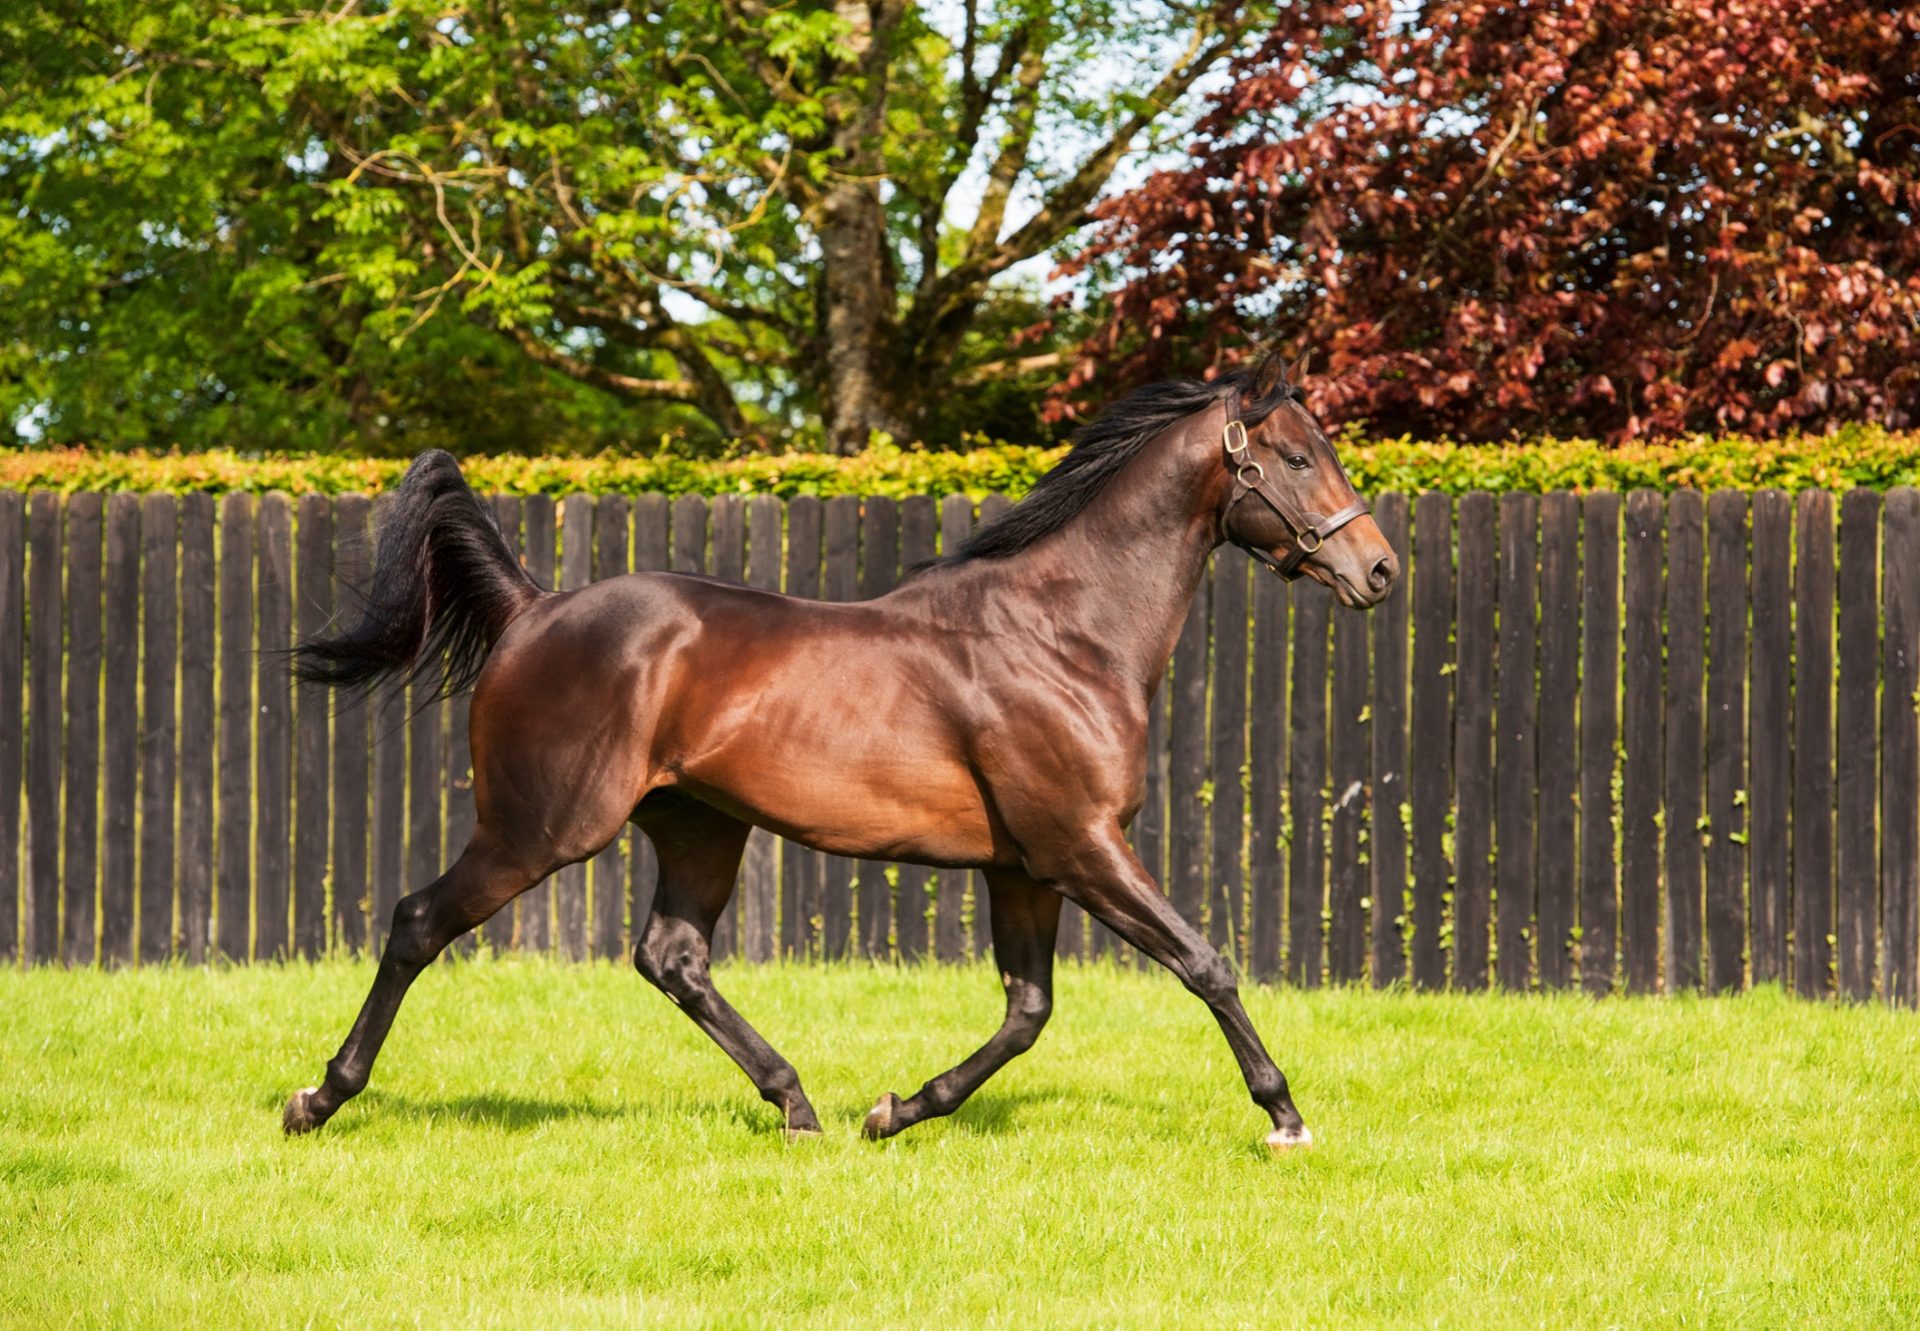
[1494,493,1538,992]
[1835,489,1880,999]
[294,494,332,958]
[1792,491,1835,998]
[1453,492,1495,991]
[1328,577,1370,983]
[1287,579,1329,986]
[1368,493,1409,986]
[256,495,294,961]
[1748,490,1793,985]
[1579,493,1621,996]
[0,492,21,963]
[1621,490,1665,994]
[26,493,62,964]
[1409,493,1453,990]
[62,492,102,966]
[1210,549,1250,961]
[331,495,372,955]
[1705,492,1749,992]
[216,494,253,961]
[178,495,215,963]
[101,494,141,965]
[1663,491,1706,991]
[1248,560,1289,982]
[1881,488,1920,1006]
[136,495,177,966]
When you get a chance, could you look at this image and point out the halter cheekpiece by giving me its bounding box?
[1220,407,1370,580]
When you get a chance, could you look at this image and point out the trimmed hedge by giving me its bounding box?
[5,425,1919,498]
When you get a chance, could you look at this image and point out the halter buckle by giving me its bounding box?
[1223,419,1250,458]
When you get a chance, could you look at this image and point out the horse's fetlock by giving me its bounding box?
[1247,1066,1289,1108]
[325,1057,369,1099]
[760,1062,802,1105]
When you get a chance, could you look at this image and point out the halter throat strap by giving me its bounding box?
[1220,413,1370,580]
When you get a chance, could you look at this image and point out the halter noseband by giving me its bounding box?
[1220,408,1370,581]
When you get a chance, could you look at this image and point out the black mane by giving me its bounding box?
[947,367,1292,564]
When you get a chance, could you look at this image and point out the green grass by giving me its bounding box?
[3,959,1917,1328]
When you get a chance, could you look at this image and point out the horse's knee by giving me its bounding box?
[1184,950,1239,1008]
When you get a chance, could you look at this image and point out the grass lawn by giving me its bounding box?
[3,958,1917,1328]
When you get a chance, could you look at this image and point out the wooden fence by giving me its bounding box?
[0,487,1916,1002]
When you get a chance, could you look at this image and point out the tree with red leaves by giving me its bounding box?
[1064,2,1920,441]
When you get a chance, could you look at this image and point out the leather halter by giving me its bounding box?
[1219,405,1370,580]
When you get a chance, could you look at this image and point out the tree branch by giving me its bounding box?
[964,32,1049,255]
[508,327,703,402]
[935,16,1251,303]
[951,350,1065,385]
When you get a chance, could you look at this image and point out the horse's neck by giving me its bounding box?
[1004,417,1223,694]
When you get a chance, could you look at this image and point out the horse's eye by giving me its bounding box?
[1286,454,1311,470]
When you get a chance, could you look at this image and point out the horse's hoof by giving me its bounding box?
[862,1092,902,1141]
[1264,1123,1314,1153]
[781,1125,824,1144]
[282,1087,324,1136]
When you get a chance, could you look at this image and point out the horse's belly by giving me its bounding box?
[677,751,1004,867]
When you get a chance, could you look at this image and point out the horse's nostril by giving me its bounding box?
[1369,554,1398,592]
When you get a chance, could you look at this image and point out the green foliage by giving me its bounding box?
[6,425,1918,497]
[0,0,1229,454]
[3,962,1917,1326]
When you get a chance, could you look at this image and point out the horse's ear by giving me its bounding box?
[1251,349,1290,399]
[1290,350,1311,383]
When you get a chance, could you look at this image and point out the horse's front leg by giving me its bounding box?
[1038,827,1312,1152]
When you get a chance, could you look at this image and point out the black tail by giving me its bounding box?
[293,450,541,699]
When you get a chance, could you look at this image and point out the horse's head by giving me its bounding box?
[1217,352,1398,609]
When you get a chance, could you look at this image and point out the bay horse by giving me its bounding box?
[282,351,1397,1151]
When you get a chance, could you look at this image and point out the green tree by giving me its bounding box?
[2,1,1264,453]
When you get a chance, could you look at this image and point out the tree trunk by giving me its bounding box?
[808,0,911,454]
[817,179,907,453]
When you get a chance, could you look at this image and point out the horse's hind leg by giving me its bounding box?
[633,799,823,1139]
[283,833,546,1134]
[862,868,1061,1140]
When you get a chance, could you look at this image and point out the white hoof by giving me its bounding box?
[1264,1123,1314,1152]
[282,1087,323,1136]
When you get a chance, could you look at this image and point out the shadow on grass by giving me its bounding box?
[329,1089,778,1135]
[946,1085,1142,1136]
